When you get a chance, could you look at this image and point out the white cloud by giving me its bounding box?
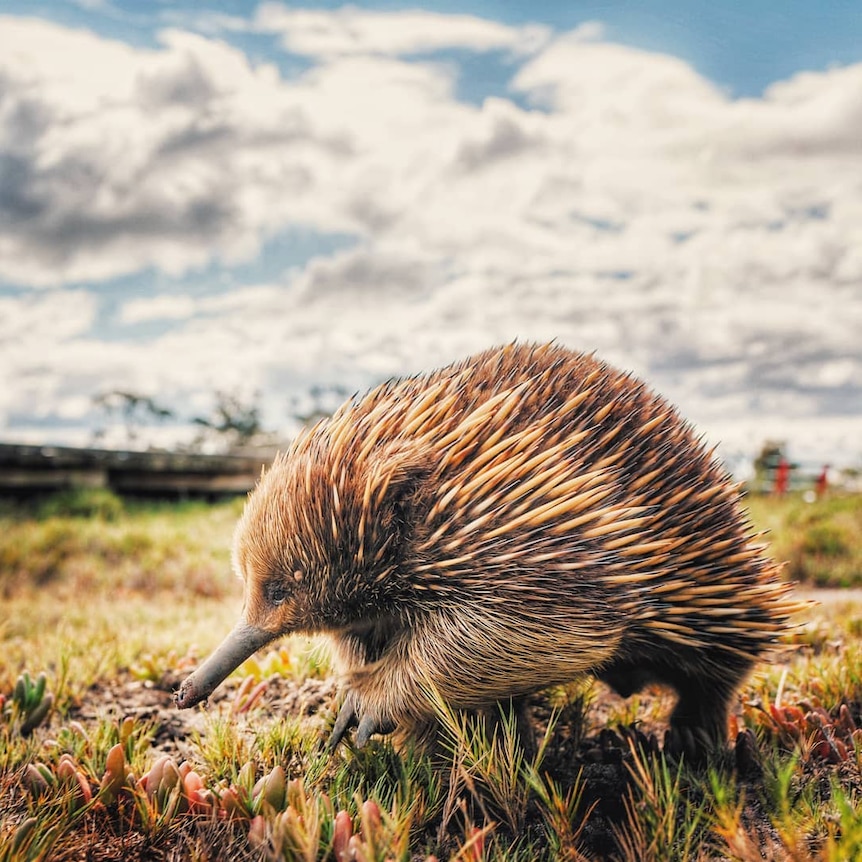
[0,11,860,464]
[254,3,552,58]
[513,32,727,124]
[0,290,96,344]
[0,289,98,423]
[0,18,362,286]
[120,295,198,324]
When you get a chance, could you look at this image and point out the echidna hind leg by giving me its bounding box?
[665,665,750,760]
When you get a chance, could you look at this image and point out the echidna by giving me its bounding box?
[176,343,801,757]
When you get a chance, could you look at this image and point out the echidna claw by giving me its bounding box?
[328,694,396,750]
[355,713,378,748]
[355,713,396,747]
[328,697,358,751]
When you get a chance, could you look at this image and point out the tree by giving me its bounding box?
[92,390,174,448]
[288,383,352,427]
[191,391,267,452]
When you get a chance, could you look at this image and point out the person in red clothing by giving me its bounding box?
[815,465,829,499]
[774,458,790,496]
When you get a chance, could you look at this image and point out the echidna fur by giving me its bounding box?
[178,343,804,758]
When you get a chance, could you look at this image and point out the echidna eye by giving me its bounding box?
[265,581,288,606]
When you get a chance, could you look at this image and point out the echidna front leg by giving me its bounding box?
[326,670,417,750]
[326,631,407,749]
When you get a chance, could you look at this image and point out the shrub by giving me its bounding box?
[37,488,124,521]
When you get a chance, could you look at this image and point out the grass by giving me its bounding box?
[745,491,862,588]
[1,488,862,859]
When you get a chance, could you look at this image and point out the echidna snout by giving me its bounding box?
[177,343,802,759]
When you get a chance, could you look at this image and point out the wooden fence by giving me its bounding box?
[0,443,276,498]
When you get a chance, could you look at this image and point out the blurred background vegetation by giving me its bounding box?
[2,482,860,600]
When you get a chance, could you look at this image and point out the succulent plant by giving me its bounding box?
[747,695,862,764]
[2,671,55,735]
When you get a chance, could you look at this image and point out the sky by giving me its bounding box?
[1,1,861,470]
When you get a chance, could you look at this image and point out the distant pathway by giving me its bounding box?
[799,587,862,605]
